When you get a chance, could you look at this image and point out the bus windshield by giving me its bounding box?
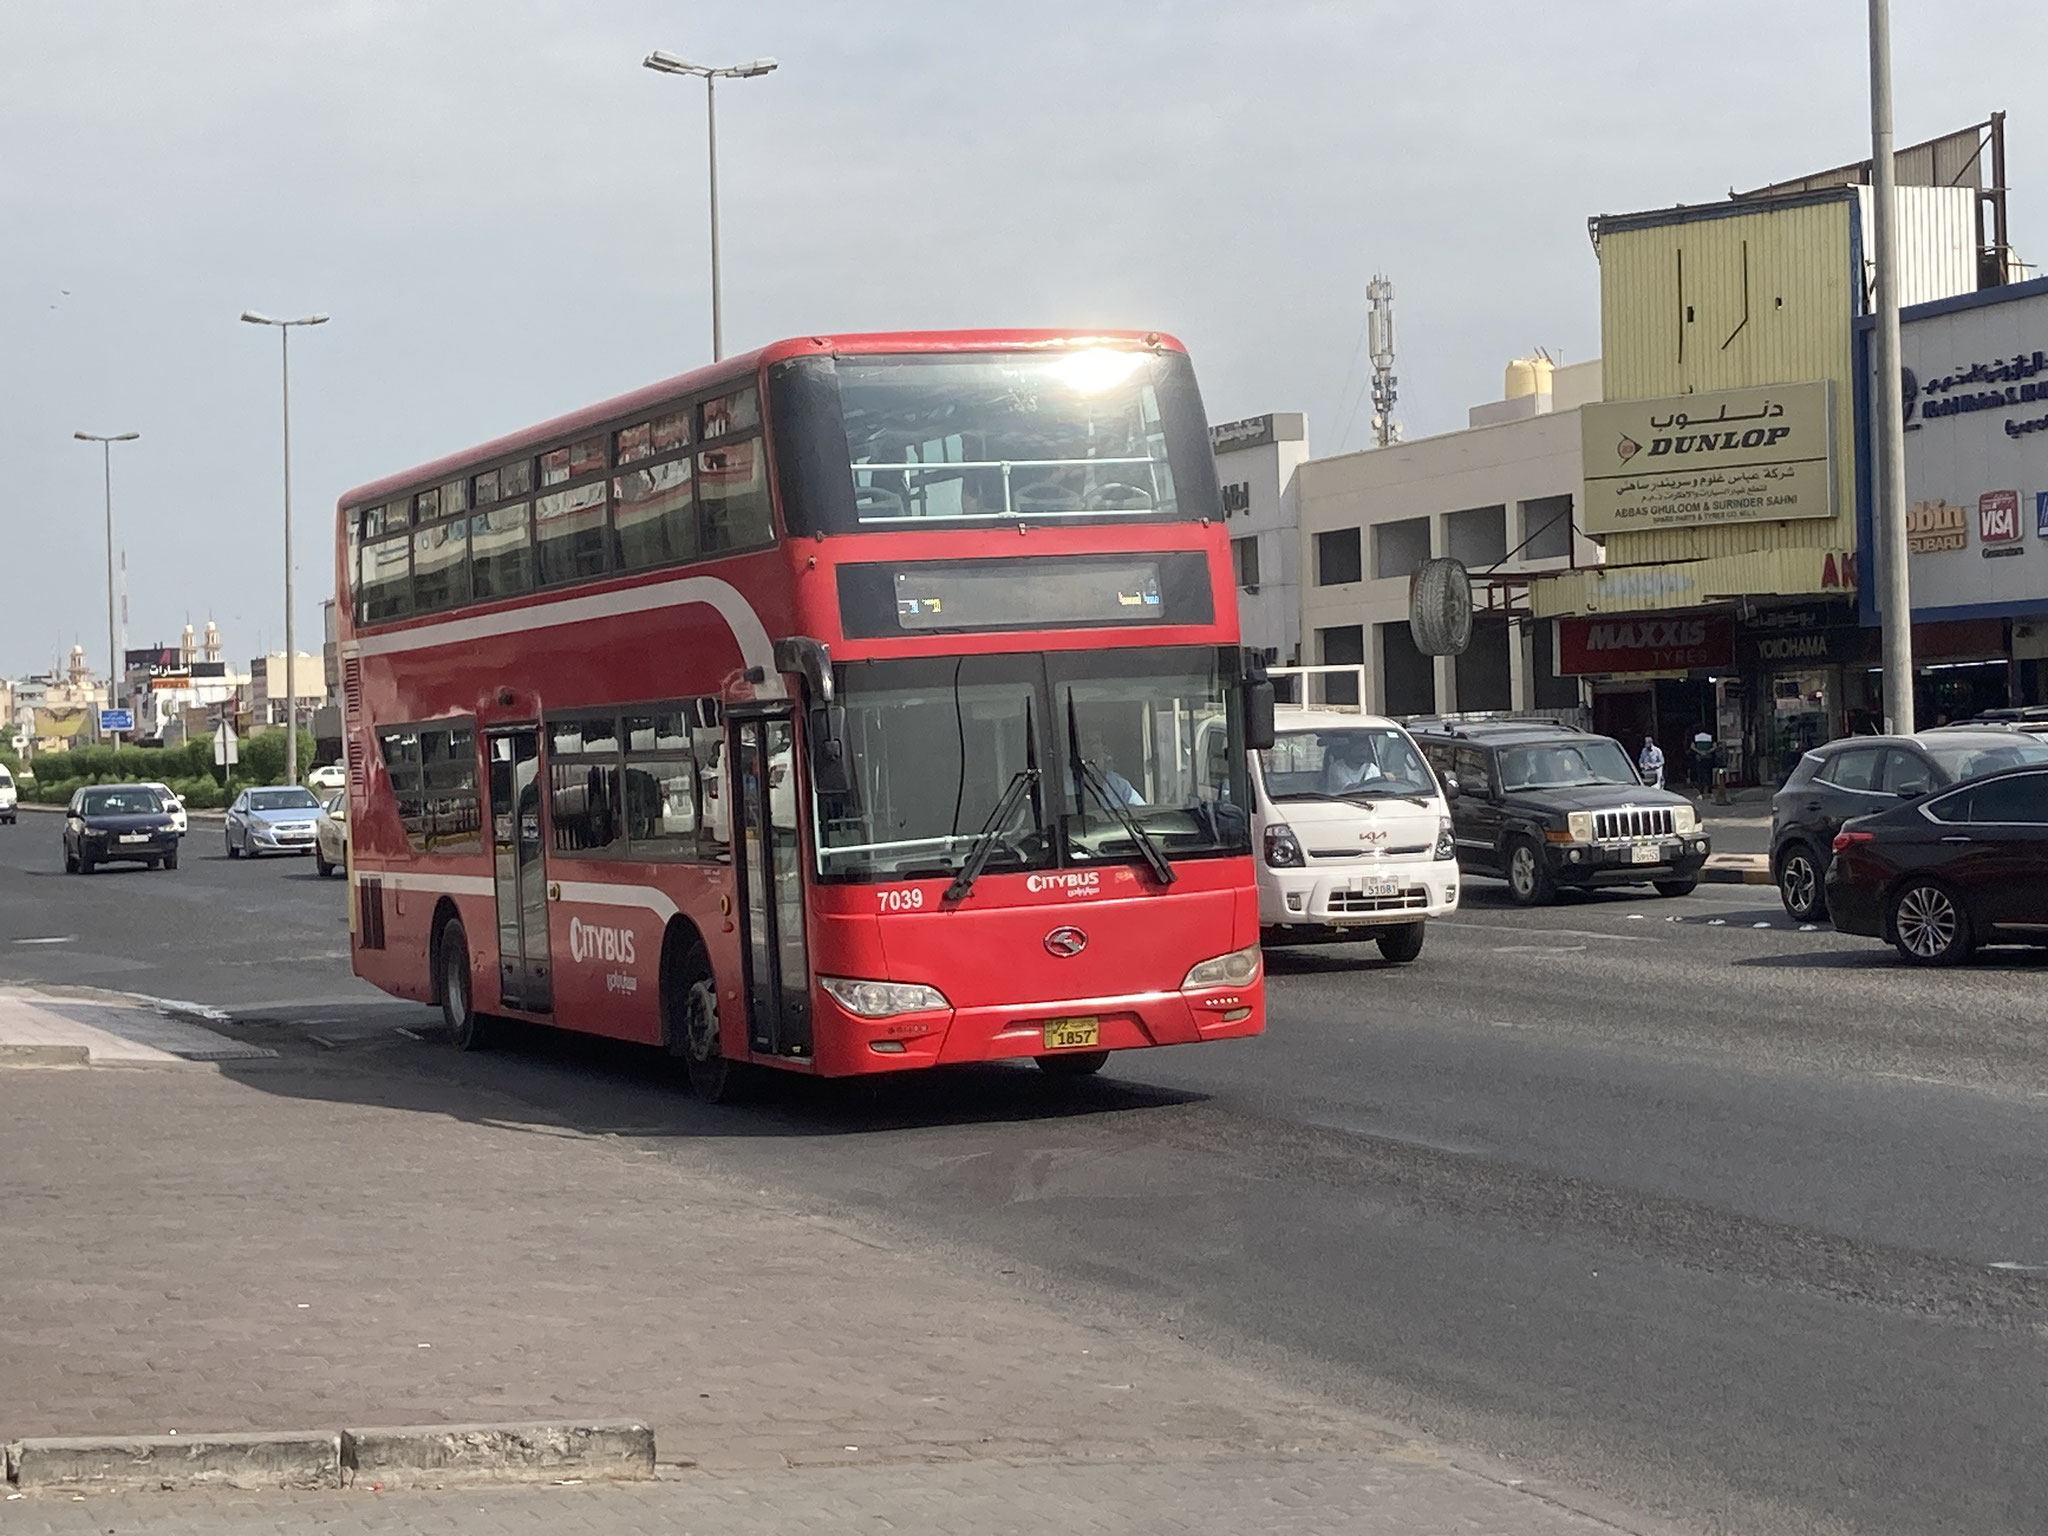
[769,348,1221,535]
[815,645,1250,882]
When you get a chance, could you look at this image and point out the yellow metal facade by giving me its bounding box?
[1597,195,1857,572]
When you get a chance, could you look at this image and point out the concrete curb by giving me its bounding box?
[0,1043,91,1068]
[1702,860,1773,886]
[341,1421,656,1488]
[6,1432,341,1493]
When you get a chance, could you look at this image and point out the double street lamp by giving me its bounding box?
[642,50,778,361]
[73,430,140,741]
[240,310,328,788]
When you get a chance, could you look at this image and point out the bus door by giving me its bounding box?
[486,726,552,1013]
[729,709,813,1058]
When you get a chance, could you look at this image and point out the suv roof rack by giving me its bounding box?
[1403,714,1585,739]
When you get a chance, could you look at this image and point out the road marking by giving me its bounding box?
[1492,944,1587,954]
[1438,923,1658,943]
[1989,1261,2048,1276]
[12,936,75,945]
[1752,922,1773,929]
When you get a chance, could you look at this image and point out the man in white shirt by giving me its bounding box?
[1638,735,1666,789]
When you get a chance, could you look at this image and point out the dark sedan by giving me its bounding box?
[1825,763,2048,964]
[63,784,180,874]
[1769,730,2048,920]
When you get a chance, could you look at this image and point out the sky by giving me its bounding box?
[4,1,2044,680]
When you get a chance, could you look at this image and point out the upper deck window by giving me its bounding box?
[767,347,1221,536]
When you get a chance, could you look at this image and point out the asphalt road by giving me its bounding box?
[3,808,2044,1536]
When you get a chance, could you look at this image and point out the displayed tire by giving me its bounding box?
[1775,843,1828,921]
[1889,879,1973,966]
[1376,921,1427,963]
[438,917,488,1050]
[1036,1050,1110,1077]
[1409,557,1474,657]
[1505,837,1555,906]
[1653,878,1698,898]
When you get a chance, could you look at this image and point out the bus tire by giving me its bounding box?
[663,929,745,1104]
[438,915,487,1051]
[1036,1050,1109,1078]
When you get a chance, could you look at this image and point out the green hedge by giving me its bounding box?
[20,727,317,797]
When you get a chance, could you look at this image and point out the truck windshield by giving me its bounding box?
[815,645,1249,882]
[1498,739,1641,791]
[1261,727,1438,801]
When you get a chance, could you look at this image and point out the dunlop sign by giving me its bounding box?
[1580,381,1835,535]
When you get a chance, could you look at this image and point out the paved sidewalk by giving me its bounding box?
[0,985,274,1065]
[2,1454,1661,1535]
[0,983,1671,1534]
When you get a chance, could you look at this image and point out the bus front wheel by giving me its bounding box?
[667,934,746,1104]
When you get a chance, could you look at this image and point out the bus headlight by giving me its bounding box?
[1182,945,1261,990]
[819,977,950,1018]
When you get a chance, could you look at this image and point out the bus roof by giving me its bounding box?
[336,328,1189,512]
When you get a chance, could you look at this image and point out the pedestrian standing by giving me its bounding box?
[1638,734,1666,789]
[1689,729,1718,795]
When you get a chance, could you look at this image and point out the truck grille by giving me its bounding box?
[1593,807,1675,842]
[1308,843,1432,860]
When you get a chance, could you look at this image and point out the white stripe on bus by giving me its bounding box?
[349,573,784,698]
[362,869,681,925]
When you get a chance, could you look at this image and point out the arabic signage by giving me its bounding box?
[1558,613,1735,675]
[1210,414,1277,453]
[1580,381,1835,535]
[1732,602,1876,668]
[1877,283,2048,619]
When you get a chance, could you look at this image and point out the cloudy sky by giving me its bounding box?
[3,2,2042,679]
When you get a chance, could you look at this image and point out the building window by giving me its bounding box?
[1521,494,1574,562]
[1454,616,1512,712]
[1315,528,1362,586]
[1445,505,1507,568]
[1379,621,1435,716]
[1233,535,1261,589]
[1316,624,1364,707]
[1531,619,1580,710]
[1373,517,1431,581]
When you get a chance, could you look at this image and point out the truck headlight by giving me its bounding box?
[1182,945,1261,990]
[1434,815,1455,860]
[1263,824,1305,868]
[818,977,950,1018]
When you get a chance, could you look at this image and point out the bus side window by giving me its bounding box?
[698,440,772,552]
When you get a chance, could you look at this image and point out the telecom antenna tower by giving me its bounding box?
[1367,275,1399,447]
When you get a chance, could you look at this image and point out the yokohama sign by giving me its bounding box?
[1558,613,1734,675]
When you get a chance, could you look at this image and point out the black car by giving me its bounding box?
[1825,763,2048,964]
[63,783,180,874]
[1410,719,1710,905]
[1768,730,2048,920]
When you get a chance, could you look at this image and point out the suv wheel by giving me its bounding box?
[1776,843,1828,921]
[1505,837,1555,906]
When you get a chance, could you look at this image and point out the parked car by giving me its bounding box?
[306,763,348,792]
[1955,705,2048,736]
[1825,762,2048,964]
[1410,718,1709,905]
[225,785,324,858]
[140,780,188,836]
[0,763,16,824]
[314,790,347,877]
[1251,707,1456,962]
[1769,730,2048,920]
[63,783,179,873]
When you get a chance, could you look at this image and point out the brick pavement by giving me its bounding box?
[0,987,1669,1533]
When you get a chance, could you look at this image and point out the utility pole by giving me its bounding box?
[1867,0,1915,732]
[73,431,139,744]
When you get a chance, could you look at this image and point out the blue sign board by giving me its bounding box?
[98,709,134,733]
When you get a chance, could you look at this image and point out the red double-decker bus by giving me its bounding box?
[335,330,1272,1098]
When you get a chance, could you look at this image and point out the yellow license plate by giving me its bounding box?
[1041,1017,1100,1050]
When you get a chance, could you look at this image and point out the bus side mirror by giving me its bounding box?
[808,706,854,798]
[1241,647,1276,752]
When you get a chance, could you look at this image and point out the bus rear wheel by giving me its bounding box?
[1036,1050,1109,1078]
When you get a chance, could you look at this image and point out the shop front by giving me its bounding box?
[1733,601,1879,783]
[1558,611,1733,785]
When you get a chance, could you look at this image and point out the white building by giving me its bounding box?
[1209,412,1309,669]
[1296,359,1606,716]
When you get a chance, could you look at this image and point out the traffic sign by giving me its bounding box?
[212,723,239,767]
[98,709,134,733]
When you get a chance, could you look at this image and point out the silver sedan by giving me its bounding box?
[225,786,325,859]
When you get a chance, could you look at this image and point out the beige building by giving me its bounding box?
[245,652,326,728]
[1296,359,1604,717]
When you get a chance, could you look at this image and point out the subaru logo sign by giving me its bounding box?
[1043,926,1088,958]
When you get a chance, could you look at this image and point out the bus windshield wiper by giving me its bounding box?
[944,768,1040,903]
[1074,758,1175,885]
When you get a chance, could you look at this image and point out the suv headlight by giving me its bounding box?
[1182,945,1261,990]
[1567,811,1594,844]
[1263,823,1305,868]
[818,977,950,1018]
[1434,815,1455,860]
[1672,804,1697,835]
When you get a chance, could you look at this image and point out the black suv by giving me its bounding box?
[1410,719,1710,905]
[1769,729,2048,920]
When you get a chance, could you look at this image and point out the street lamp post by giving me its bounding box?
[240,310,327,788]
[1867,0,1916,732]
[641,50,778,361]
[73,430,140,743]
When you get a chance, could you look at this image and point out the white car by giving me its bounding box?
[0,763,16,824]
[314,790,347,878]
[306,763,348,792]
[140,781,188,836]
[1249,675,1459,962]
